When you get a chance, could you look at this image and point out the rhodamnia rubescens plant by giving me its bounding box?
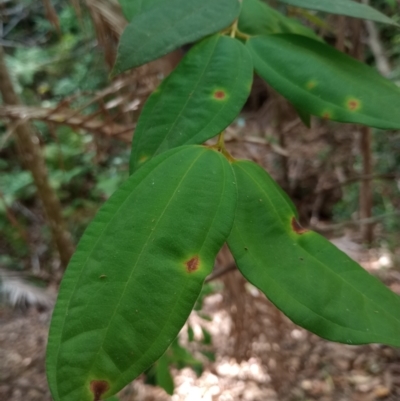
[46,1,400,400]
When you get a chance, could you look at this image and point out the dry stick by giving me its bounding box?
[273,93,290,190]
[358,0,392,245]
[42,0,60,34]
[335,15,347,52]
[359,126,373,244]
[0,105,134,142]
[0,46,74,269]
[352,12,374,245]
[362,0,391,77]
[312,211,400,233]
[315,173,398,193]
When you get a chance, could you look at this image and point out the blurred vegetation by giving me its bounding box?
[0,0,130,272]
[0,0,400,392]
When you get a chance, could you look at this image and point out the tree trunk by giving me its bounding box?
[0,46,74,269]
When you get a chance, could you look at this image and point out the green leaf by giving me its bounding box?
[201,327,212,345]
[46,146,237,401]
[248,34,400,130]
[279,0,399,26]
[169,338,203,370]
[188,325,195,342]
[239,0,321,41]
[155,355,174,395]
[294,106,311,127]
[118,0,160,21]
[130,35,253,172]
[228,160,400,347]
[113,0,241,74]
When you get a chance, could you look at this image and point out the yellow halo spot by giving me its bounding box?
[139,154,149,164]
[346,97,361,112]
[321,110,332,120]
[213,89,227,101]
[185,255,200,273]
[306,80,317,90]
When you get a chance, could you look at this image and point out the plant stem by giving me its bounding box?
[214,132,235,163]
[230,19,238,38]
[0,46,75,270]
[235,30,251,40]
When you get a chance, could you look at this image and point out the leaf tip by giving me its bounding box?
[109,66,120,79]
[90,380,110,401]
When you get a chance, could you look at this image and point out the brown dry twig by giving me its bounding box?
[0,104,135,142]
[311,211,400,233]
[84,0,127,66]
[315,173,399,193]
[0,75,146,143]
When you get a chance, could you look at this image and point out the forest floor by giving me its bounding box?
[1,239,399,401]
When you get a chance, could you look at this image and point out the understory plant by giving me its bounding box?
[46,1,400,400]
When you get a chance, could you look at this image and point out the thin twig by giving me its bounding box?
[225,135,289,157]
[315,173,399,193]
[362,0,391,77]
[311,212,400,233]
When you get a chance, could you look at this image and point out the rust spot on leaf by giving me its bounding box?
[346,98,361,111]
[90,380,109,401]
[213,90,226,100]
[291,217,308,235]
[139,154,148,164]
[321,111,332,120]
[306,80,317,90]
[185,256,199,272]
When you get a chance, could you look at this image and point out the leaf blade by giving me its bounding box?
[46,146,237,401]
[113,0,241,74]
[228,160,400,347]
[118,0,160,21]
[130,35,253,172]
[239,0,321,41]
[279,0,399,26]
[155,355,174,395]
[248,34,400,130]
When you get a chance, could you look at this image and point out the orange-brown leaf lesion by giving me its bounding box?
[213,89,227,100]
[291,217,308,235]
[90,380,110,401]
[346,97,361,112]
[185,256,200,273]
